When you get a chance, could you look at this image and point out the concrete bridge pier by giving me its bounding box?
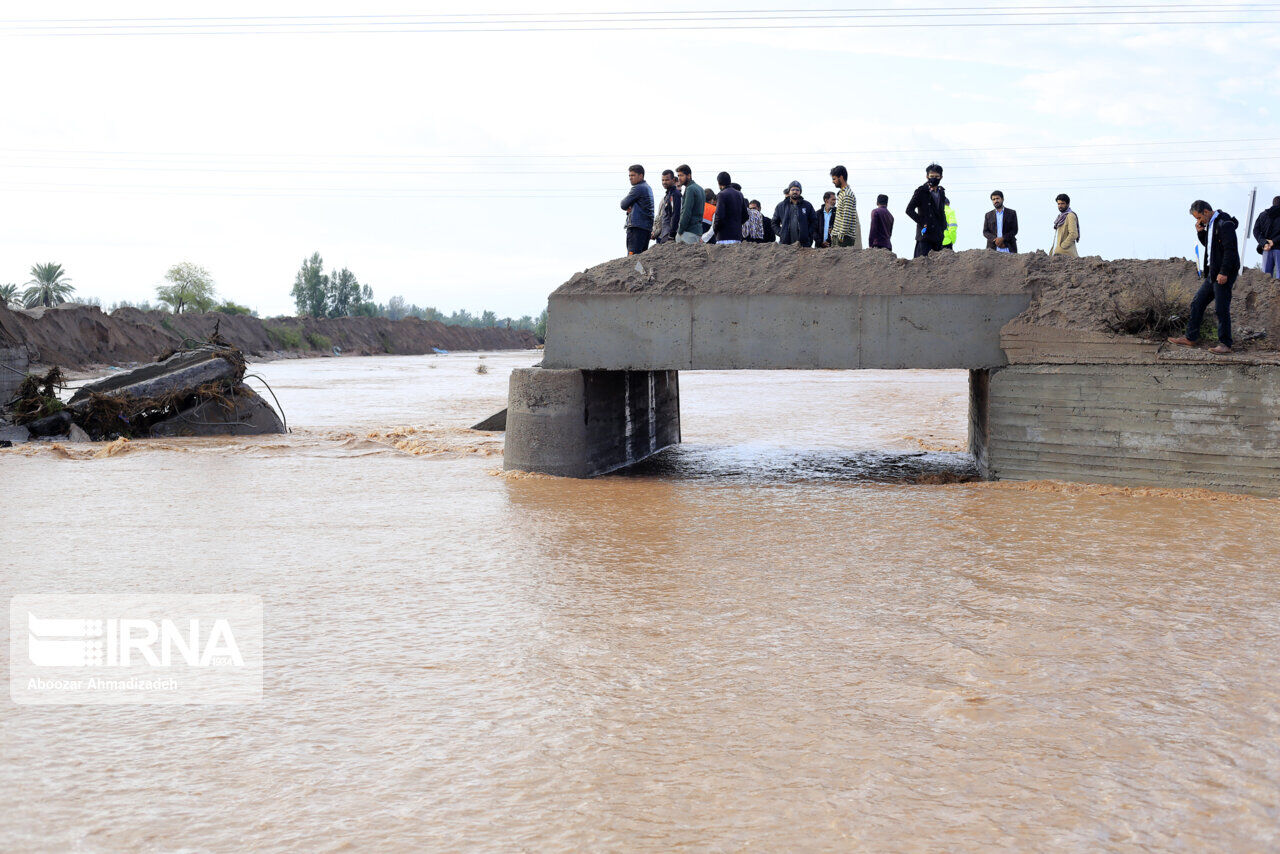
[504,367,680,477]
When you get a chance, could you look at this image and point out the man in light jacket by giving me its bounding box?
[1051,193,1080,257]
[619,164,654,256]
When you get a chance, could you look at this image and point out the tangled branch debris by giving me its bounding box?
[9,367,66,424]
[4,332,286,442]
[1107,281,1192,340]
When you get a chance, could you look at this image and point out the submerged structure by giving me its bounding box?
[505,244,1280,496]
[3,341,285,442]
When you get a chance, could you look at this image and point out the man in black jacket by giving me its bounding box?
[772,180,818,247]
[816,191,836,247]
[1253,195,1280,278]
[652,169,682,244]
[982,190,1018,252]
[905,164,947,258]
[1168,200,1240,354]
[711,172,748,245]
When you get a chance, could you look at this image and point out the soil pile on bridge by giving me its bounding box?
[556,244,1279,349]
[556,242,1035,296]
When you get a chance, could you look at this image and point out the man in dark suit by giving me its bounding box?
[982,190,1018,253]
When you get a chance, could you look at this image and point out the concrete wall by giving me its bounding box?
[981,363,1280,496]
[504,367,680,477]
[1,345,29,406]
[545,293,1031,371]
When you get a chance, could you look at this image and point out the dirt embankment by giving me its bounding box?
[559,242,1035,297]
[0,304,539,370]
[556,242,1280,349]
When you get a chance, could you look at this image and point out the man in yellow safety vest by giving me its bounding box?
[941,202,958,250]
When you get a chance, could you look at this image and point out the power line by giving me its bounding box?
[5,7,1273,30]
[0,5,1269,35]
[0,170,1273,198]
[2,3,1264,24]
[1,136,1276,162]
[0,152,1276,177]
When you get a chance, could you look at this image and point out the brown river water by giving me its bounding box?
[3,351,1279,851]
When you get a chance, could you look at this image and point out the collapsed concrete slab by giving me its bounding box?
[3,344,286,442]
[148,383,285,437]
[68,349,237,404]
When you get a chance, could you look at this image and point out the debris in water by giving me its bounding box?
[1,336,287,443]
[8,367,66,424]
[470,408,507,431]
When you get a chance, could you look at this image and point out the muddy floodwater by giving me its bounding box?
[3,351,1278,851]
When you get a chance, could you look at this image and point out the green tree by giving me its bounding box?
[155,262,218,313]
[534,308,548,340]
[326,267,362,318]
[480,309,498,327]
[410,305,445,323]
[386,295,407,321]
[0,283,18,308]
[22,263,75,308]
[447,308,475,327]
[216,300,256,316]
[291,252,329,317]
[352,285,378,317]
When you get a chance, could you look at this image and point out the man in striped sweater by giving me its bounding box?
[828,165,863,249]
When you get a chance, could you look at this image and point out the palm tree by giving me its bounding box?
[0,283,19,309]
[23,263,75,308]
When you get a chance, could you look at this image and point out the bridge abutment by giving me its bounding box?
[504,367,680,477]
[978,363,1280,497]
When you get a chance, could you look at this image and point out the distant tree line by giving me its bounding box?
[290,252,546,337]
[5,254,546,340]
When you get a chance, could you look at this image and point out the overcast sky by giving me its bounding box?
[0,1,1275,318]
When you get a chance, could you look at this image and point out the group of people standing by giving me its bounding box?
[620,162,1086,260]
[620,164,869,252]
[622,164,1280,357]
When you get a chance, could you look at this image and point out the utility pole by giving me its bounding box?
[1243,187,1257,262]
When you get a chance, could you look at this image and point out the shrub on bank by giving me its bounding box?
[305,332,333,352]
[266,324,305,350]
[1109,281,1193,340]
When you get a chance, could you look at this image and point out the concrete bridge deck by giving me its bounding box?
[544,244,1032,371]
[506,246,1280,495]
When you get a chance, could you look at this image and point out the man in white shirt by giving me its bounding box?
[982,190,1019,253]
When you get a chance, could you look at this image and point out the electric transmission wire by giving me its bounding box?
[0,4,1272,35]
